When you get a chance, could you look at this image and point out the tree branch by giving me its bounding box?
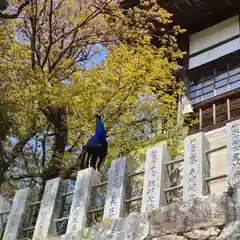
[41,0,53,68]
[30,0,38,69]
[12,130,36,159]
[10,172,42,181]
[0,0,29,19]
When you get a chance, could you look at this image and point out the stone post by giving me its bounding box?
[103,157,126,219]
[141,144,170,213]
[32,177,61,240]
[183,132,210,200]
[2,188,31,240]
[0,195,10,236]
[66,168,100,234]
[227,120,240,220]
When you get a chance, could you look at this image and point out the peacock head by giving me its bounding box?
[95,114,101,120]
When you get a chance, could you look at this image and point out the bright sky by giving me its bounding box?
[84,44,108,69]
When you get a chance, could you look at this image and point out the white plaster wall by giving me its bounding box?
[204,127,228,194]
[190,16,240,55]
[189,38,240,69]
[189,15,240,69]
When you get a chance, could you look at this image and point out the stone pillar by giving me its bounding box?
[141,144,170,213]
[0,195,10,236]
[183,132,210,200]
[32,177,61,240]
[103,157,126,219]
[2,188,31,240]
[227,120,240,220]
[66,168,100,234]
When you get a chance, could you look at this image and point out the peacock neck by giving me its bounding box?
[95,119,106,140]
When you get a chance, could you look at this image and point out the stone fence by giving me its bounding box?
[1,119,240,240]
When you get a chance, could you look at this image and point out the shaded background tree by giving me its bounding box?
[0,0,29,19]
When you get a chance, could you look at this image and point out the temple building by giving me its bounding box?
[125,0,240,134]
[124,0,240,194]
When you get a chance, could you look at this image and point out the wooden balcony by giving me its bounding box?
[189,88,240,134]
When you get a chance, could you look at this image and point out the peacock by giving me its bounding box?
[79,115,108,175]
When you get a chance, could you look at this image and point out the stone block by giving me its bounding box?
[2,187,31,240]
[103,157,126,219]
[226,120,240,220]
[66,168,100,234]
[183,132,210,200]
[217,220,240,240]
[141,144,170,212]
[32,177,61,240]
[0,195,10,236]
[152,235,187,240]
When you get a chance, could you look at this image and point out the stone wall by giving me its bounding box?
[45,192,238,240]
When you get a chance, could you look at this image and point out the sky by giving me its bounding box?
[84,44,108,69]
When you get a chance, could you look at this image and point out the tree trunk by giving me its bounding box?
[43,106,68,180]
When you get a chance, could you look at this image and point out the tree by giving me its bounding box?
[0,0,190,194]
[0,0,29,19]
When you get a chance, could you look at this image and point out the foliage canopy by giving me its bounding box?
[0,0,190,193]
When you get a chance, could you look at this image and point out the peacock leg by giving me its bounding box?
[95,171,102,178]
[88,155,92,168]
[84,152,88,169]
[95,157,102,177]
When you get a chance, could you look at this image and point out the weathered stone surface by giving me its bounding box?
[66,168,99,234]
[207,227,221,236]
[149,193,229,237]
[184,230,209,240]
[152,234,187,240]
[226,120,240,188]
[0,195,10,236]
[91,213,149,240]
[227,120,240,221]
[44,192,231,240]
[2,187,31,240]
[183,227,220,240]
[141,144,170,212]
[183,132,210,201]
[33,177,61,240]
[217,221,240,240]
[103,157,126,219]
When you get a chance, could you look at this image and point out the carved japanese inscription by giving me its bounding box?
[188,138,197,199]
[141,144,169,212]
[3,188,31,240]
[183,132,209,200]
[227,121,240,186]
[32,178,60,240]
[103,157,126,219]
[66,168,95,234]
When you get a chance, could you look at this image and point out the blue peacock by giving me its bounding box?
[79,115,108,174]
